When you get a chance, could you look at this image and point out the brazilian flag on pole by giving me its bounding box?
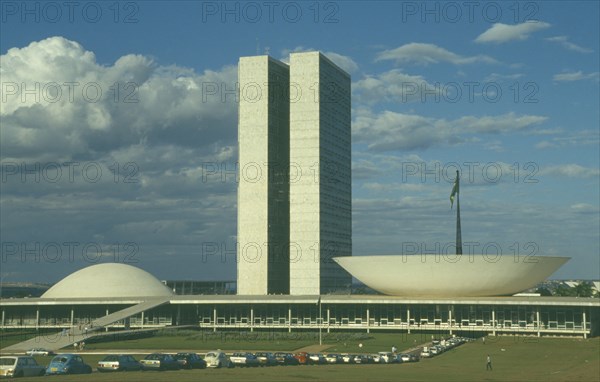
[450,174,459,209]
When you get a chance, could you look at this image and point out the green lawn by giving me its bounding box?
[11,335,598,382]
[0,330,48,348]
[85,330,431,352]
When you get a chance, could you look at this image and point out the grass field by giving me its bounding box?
[7,334,598,382]
[86,330,431,352]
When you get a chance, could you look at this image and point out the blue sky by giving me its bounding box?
[1,1,598,283]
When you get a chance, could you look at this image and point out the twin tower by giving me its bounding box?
[237,52,352,295]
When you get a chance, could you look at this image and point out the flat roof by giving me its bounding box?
[1,295,599,307]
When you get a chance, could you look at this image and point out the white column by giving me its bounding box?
[141,311,145,329]
[492,309,496,336]
[36,308,39,330]
[288,306,292,333]
[250,307,254,333]
[366,307,370,334]
[449,308,453,335]
[536,308,540,337]
[583,311,587,339]
[213,306,217,333]
[1,309,5,328]
[407,308,411,333]
[327,307,331,333]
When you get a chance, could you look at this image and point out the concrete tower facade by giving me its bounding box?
[237,56,290,295]
[288,52,352,295]
[237,52,351,296]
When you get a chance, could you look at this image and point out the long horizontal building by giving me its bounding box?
[2,265,598,352]
[1,295,598,343]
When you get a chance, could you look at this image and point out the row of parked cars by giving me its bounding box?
[0,345,428,377]
[0,352,208,377]
[420,336,471,358]
[0,337,470,377]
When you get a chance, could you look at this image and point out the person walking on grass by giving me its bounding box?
[486,354,492,371]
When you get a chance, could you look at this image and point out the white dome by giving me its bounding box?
[334,255,569,297]
[41,263,174,299]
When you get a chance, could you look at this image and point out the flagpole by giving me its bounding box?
[455,170,462,255]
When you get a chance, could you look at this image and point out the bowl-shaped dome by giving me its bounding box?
[334,255,569,297]
[41,263,174,299]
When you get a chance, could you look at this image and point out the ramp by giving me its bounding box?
[1,298,171,353]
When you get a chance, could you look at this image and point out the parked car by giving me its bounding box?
[353,354,371,364]
[325,354,342,364]
[430,345,443,355]
[342,354,356,364]
[0,356,46,378]
[97,354,141,372]
[205,350,232,368]
[308,353,326,365]
[174,353,207,369]
[25,348,55,356]
[274,352,299,366]
[140,353,180,371]
[254,352,278,366]
[46,354,92,375]
[293,352,309,365]
[420,348,431,358]
[377,351,394,364]
[230,352,259,367]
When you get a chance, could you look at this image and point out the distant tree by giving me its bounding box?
[554,284,576,297]
[535,287,553,296]
[574,282,594,297]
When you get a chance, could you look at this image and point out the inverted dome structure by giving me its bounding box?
[334,255,569,297]
[41,263,174,299]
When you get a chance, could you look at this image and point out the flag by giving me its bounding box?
[450,175,459,208]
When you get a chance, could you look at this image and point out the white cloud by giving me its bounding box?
[0,37,241,280]
[353,109,546,151]
[535,141,557,149]
[456,113,547,134]
[553,71,600,82]
[375,43,498,65]
[475,21,551,44]
[534,130,599,149]
[1,36,238,163]
[546,36,593,53]
[353,69,438,104]
[570,203,600,214]
[483,73,524,82]
[540,164,600,178]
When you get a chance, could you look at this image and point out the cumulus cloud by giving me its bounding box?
[1,36,238,163]
[475,21,551,44]
[0,37,239,280]
[375,43,498,65]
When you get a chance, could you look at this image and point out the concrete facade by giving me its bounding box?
[289,52,352,295]
[2,296,598,340]
[237,56,290,295]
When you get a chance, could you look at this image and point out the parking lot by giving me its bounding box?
[1,336,471,379]
[2,335,598,381]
